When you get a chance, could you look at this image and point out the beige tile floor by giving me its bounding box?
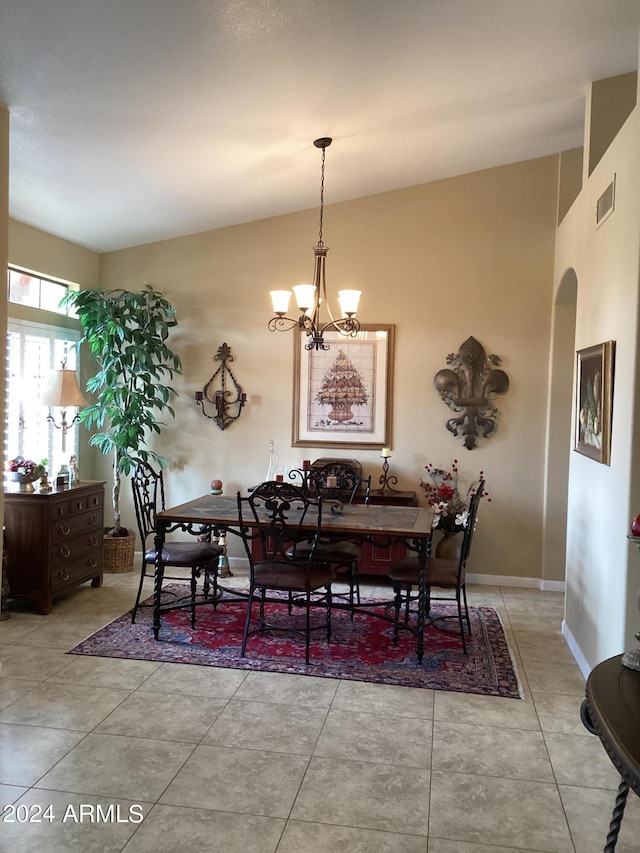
[1,571,639,852]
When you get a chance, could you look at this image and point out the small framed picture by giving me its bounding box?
[574,340,615,465]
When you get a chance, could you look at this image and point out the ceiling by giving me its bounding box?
[1,0,640,254]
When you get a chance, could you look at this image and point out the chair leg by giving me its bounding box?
[346,563,356,619]
[210,562,219,610]
[259,590,266,634]
[240,583,255,658]
[190,569,197,629]
[456,590,467,654]
[404,586,412,624]
[305,591,311,665]
[326,586,332,643]
[462,584,471,634]
[131,560,149,624]
[392,581,402,643]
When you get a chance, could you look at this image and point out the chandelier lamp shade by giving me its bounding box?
[268,137,361,351]
[40,360,88,454]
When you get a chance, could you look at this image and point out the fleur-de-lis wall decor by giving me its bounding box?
[433,336,509,450]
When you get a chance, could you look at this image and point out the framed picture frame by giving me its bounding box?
[574,340,615,465]
[293,324,395,449]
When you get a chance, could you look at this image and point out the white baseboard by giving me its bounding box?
[561,619,591,679]
[467,572,565,592]
[139,554,565,593]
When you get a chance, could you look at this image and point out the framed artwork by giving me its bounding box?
[293,324,395,449]
[574,340,615,465]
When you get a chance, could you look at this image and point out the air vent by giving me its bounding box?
[596,175,616,228]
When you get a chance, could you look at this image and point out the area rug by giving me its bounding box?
[68,586,522,698]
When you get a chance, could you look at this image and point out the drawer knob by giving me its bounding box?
[57,569,70,582]
[89,535,99,546]
[60,546,71,558]
[87,557,98,568]
[58,523,71,536]
[88,515,98,526]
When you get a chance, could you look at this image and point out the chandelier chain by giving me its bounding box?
[318,144,326,246]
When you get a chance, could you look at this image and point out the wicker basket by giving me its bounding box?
[102,532,136,573]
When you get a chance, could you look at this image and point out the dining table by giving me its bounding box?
[153,492,435,662]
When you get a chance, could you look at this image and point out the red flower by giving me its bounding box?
[438,485,455,501]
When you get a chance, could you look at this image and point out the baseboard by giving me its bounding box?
[467,572,565,592]
[137,554,565,593]
[561,619,591,679]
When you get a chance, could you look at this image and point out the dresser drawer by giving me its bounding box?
[69,490,104,514]
[50,551,101,591]
[51,530,102,564]
[51,508,102,543]
[51,499,71,519]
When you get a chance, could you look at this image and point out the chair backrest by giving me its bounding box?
[237,480,323,569]
[298,461,371,506]
[131,462,166,546]
[459,479,485,567]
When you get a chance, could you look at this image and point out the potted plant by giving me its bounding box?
[62,285,182,572]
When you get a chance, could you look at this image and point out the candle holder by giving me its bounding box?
[216,531,232,578]
[195,343,246,431]
[377,451,400,494]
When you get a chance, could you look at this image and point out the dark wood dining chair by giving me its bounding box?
[130,462,222,626]
[237,480,335,665]
[289,461,370,616]
[388,480,485,653]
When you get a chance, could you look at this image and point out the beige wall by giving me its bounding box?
[93,156,559,574]
[9,219,99,288]
[1,107,9,556]
[555,84,640,670]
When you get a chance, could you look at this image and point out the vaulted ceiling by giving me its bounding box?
[1,0,639,252]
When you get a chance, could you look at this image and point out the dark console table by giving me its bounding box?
[580,654,640,851]
[4,481,105,613]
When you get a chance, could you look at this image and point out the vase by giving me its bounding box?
[9,472,38,492]
[328,402,354,422]
[265,439,279,481]
[435,530,462,560]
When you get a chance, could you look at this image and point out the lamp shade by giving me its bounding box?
[41,368,88,408]
[337,290,361,315]
[270,290,292,315]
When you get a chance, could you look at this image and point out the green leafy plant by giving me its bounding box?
[62,285,182,536]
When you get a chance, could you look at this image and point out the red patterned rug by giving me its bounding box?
[68,586,522,698]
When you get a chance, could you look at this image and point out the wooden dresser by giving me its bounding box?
[357,489,419,575]
[293,459,419,577]
[3,481,105,614]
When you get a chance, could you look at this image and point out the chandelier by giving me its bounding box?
[268,137,361,351]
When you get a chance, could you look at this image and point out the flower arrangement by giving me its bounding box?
[6,456,47,481]
[420,460,489,532]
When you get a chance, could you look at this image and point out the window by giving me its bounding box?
[7,267,77,315]
[5,319,81,478]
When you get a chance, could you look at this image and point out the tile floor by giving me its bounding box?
[1,571,639,852]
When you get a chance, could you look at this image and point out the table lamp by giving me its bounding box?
[40,361,88,468]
